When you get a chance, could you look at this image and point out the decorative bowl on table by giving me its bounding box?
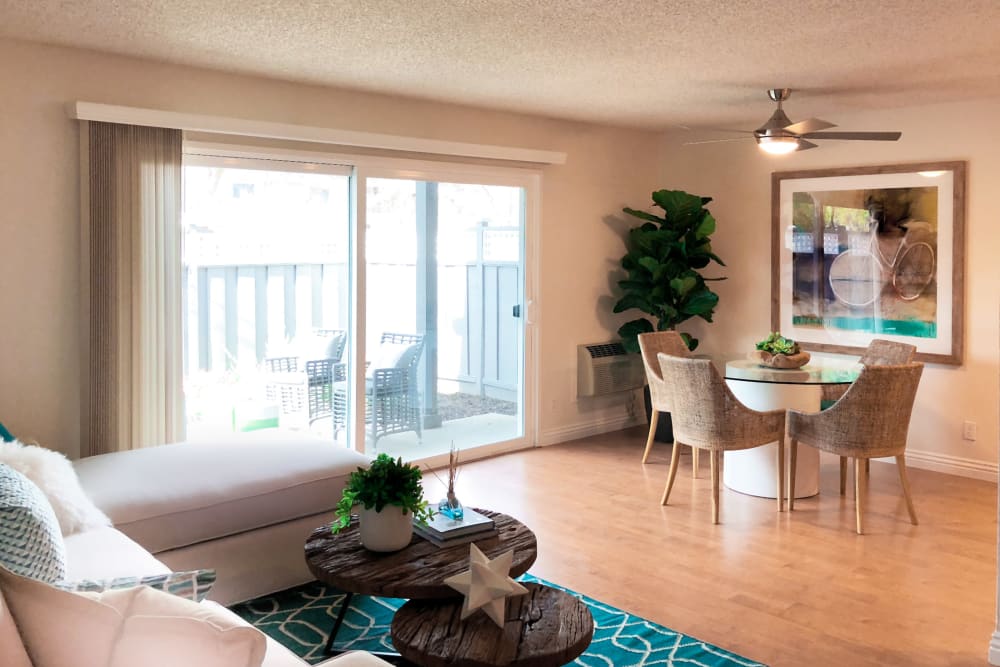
[751,332,810,369]
[748,349,811,369]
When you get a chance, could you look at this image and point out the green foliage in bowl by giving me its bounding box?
[755,332,801,356]
[331,453,434,533]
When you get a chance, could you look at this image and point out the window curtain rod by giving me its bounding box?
[70,102,567,165]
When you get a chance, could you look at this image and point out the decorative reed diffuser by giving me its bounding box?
[437,442,464,520]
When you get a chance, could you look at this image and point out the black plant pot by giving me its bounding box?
[642,385,673,443]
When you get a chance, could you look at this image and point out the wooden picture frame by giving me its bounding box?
[771,161,966,364]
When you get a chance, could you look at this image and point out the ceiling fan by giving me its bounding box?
[685,89,902,154]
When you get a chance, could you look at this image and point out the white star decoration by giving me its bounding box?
[443,543,528,627]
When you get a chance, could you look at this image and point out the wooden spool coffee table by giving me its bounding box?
[391,582,594,667]
[304,509,537,655]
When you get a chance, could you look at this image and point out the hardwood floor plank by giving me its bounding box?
[422,427,997,667]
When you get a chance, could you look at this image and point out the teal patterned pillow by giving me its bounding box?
[56,569,217,602]
[0,463,67,583]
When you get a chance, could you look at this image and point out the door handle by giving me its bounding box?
[512,305,521,318]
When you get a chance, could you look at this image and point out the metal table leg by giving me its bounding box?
[323,591,354,655]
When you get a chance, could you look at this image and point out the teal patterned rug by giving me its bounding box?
[230,574,765,667]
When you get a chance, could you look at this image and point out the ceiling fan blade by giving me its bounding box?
[689,127,755,134]
[682,137,753,145]
[795,140,819,151]
[802,131,902,141]
[783,117,837,135]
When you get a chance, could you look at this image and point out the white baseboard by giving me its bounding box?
[988,631,1000,665]
[537,413,643,446]
[902,449,998,482]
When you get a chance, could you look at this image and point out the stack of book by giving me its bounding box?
[414,508,497,548]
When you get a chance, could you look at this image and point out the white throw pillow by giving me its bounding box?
[109,586,266,667]
[0,563,131,667]
[0,587,32,667]
[0,565,267,667]
[0,440,111,536]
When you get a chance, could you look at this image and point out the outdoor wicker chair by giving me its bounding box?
[332,332,425,448]
[822,339,916,493]
[789,362,923,534]
[264,329,346,428]
[657,354,786,524]
[637,331,700,477]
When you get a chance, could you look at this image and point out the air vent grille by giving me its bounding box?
[585,342,627,359]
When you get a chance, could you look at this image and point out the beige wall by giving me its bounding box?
[660,100,1000,475]
[0,37,658,458]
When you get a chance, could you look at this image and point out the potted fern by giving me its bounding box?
[332,454,434,552]
[614,189,726,440]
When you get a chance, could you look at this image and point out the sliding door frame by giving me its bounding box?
[354,162,540,468]
[184,141,541,467]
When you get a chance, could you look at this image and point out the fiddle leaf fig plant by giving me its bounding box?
[331,454,434,533]
[614,189,726,353]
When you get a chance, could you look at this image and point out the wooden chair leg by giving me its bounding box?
[788,439,798,511]
[839,456,847,495]
[855,458,865,535]
[692,446,700,478]
[710,450,720,524]
[660,440,682,505]
[642,411,659,464]
[864,458,871,478]
[896,454,919,525]
[776,437,785,512]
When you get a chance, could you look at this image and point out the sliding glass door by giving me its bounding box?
[181,156,353,441]
[353,175,529,459]
[181,149,536,463]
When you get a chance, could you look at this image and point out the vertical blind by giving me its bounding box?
[86,122,183,456]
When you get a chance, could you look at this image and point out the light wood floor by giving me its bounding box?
[422,427,997,667]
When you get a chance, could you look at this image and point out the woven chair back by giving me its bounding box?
[793,362,924,458]
[657,355,783,451]
[859,339,916,366]
[637,331,689,412]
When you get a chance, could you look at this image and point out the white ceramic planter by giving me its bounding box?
[358,506,413,552]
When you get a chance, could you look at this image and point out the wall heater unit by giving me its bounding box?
[577,342,645,397]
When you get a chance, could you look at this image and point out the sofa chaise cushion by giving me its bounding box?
[63,525,171,581]
[74,432,369,554]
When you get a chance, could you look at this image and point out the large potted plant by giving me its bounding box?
[332,454,434,552]
[613,189,726,440]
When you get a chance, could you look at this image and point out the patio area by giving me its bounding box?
[185,385,520,459]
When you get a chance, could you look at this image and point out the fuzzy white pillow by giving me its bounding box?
[0,440,111,536]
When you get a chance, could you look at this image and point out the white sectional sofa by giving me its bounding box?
[1,432,390,666]
[73,431,370,605]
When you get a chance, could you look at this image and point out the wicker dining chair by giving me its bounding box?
[637,331,700,476]
[788,362,923,534]
[657,354,786,524]
[822,339,917,494]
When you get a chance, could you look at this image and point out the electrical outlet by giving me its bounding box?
[962,421,977,441]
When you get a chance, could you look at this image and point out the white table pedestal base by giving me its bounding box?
[723,378,822,499]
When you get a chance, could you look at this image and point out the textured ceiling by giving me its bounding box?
[2,0,1000,130]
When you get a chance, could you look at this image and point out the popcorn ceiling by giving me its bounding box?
[1,0,999,129]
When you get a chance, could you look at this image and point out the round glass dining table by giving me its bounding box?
[718,355,861,499]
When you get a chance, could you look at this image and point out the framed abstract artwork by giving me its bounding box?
[771,161,966,364]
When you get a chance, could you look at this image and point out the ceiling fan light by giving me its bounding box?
[757,136,799,155]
